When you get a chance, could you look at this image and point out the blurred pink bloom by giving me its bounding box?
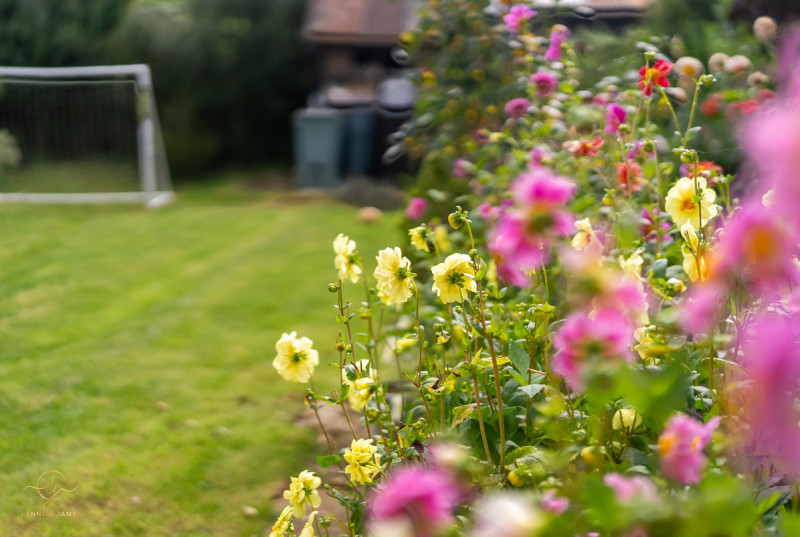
[735,314,800,478]
[712,202,799,294]
[545,27,570,61]
[405,197,428,220]
[477,199,512,222]
[531,72,558,98]
[503,4,537,34]
[552,307,634,392]
[489,169,575,285]
[505,97,531,119]
[659,414,720,484]
[540,490,570,514]
[453,158,470,178]
[639,208,672,244]
[603,473,657,502]
[529,145,553,167]
[369,466,461,537]
[604,103,627,135]
[679,281,723,337]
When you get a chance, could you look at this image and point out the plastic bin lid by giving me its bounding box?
[377,77,415,110]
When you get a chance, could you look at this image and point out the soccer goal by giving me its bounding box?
[0,64,173,208]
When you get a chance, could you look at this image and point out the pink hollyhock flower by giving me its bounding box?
[489,169,576,285]
[563,136,604,157]
[659,414,720,484]
[604,103,627,135]
[529,145,553,167]
[503,4,537,34]
[552,307,634,392]
[734,314,800,478]
[743,106,800,228]
[679,281,723,337]
[505,97,531,119]
[712,202,799,294]
[545,27,570,61]
[603,473,657,502]
[626,139,653,161]
[405,197,428,220]
[452,158,470,178]
[531,72,558,98]
[540,490,569,514]
[639,208,672,244]
[637,59,673,96]
[369,467,461,537]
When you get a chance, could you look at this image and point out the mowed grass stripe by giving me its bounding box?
[0,190,400,536]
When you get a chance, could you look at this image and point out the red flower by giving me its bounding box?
[636,59,673,96]
[563,135,604,157]
[700,93,724,117]
[616,160,643,193]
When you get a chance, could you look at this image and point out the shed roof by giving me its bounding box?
[303,0,416,46]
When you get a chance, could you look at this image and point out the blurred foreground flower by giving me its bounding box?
[659,414,720,484]
[368,467,461,537]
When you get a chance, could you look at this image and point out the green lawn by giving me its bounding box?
[0,176,400,536]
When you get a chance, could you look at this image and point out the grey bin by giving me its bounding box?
[343,107,375,176]
[292,108,344,188]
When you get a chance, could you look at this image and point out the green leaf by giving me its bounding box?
[508,341,529,376]
[316,455,341,468]
[451,403,477,427]
[518,384,546,398]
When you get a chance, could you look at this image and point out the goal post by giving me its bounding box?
[0,64,173,208]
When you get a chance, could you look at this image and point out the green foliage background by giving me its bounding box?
[0,0,308,175]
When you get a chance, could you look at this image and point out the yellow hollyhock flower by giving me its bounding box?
[300,512,317,537]
[618,252,643,281]
[344,438,381,485]
[269,506,294,537]
[682,248,711,282]
[334,233,362,283]
[665,177,718,229]
[373,247,414,306]
[273,332,319,383]
[342,360,376,413]
[434,225,452,253]
[680,222,711,282]
[571,218,594,250]
[283,470,322,517]
[431,253,477,304]
[408,226,430,252]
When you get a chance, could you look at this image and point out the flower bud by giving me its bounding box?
[612,408,643,431]
[643,50,656,63]
[328,282,341,293]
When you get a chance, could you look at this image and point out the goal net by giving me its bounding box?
[0,64,173,208]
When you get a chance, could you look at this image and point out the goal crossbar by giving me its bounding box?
[0,64,173,207]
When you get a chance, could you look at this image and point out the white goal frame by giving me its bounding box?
[0,64,174,208]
